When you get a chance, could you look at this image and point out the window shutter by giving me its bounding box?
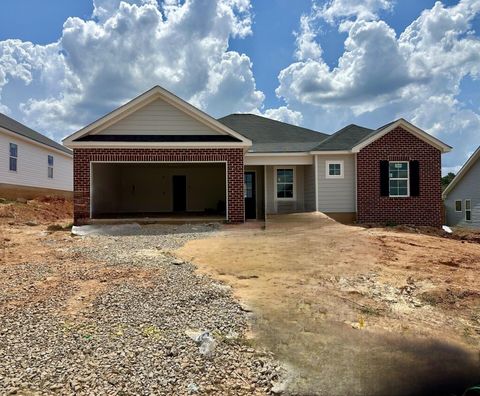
[380,160,389,196]
[410,160,420,196]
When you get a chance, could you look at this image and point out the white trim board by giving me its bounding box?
[443,146,480,198]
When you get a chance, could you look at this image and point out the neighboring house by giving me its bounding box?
[443,147,480,228]
[0,113,73,199]
[63,85,451,226]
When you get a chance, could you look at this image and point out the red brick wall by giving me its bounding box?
[73,148,245,224]
[357,127,442,227]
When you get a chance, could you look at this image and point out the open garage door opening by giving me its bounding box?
[91,162,227,221]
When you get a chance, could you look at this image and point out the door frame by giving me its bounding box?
[89,161,228,220]
[172,174,187,212]
[244,170,257,220]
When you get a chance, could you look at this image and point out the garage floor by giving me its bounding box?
[176,212,480,396]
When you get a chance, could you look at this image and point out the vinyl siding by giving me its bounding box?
[445,159,480,228]
[317,154,356,213]
[0,131,72,192]
[304,164,315,212]
[265,165,306,214]
[99,98,221,135]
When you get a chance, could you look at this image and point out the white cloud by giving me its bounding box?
[274,0,480,170]
[320,0,393,24]
[263,106,303,125]
[0,0,262,138]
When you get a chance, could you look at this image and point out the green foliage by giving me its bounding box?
[441,172,456,190]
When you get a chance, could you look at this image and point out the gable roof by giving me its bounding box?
[0,113,72,156]
[63,86,252,148]
[442,146,480,198]
[350,118,452,153]
[218,114,329,153]
[312,124,374,151]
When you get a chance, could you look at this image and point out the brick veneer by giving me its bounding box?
[73,148,245,224]
[357,127,442,227]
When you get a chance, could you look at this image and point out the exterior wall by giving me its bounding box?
[357,126,442,227]
[304,164,316,212]
[92,163,226,215]
[0,131,72,193]
[99,99,219,136]
[316,154,356,213]
[444,159,480,228]
[244,165,265,220]
[265,165,306,214]
[73,148,244,224]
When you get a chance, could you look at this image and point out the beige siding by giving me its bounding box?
[0,131,72,192]
[98,98,221,135]
[317,154,356,213]
[304,164,315,211]
[265,165,306,214]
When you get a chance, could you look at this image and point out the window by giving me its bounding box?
[276,168,294,199]
[455,200,462,212]
[326,161,344,179]
[465,199,471,222]
[389,162,409,197]
[9,143,17,172]
[48,155,54,178]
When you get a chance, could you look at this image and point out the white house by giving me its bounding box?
[0,113,72,199]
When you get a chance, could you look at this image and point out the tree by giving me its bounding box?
[441,172,455,190]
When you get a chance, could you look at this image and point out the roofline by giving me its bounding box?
[309,150,352,155]
[62,86,252,148]
[66,141,251,149]
[351,119,452,153]
[246,151,311,156]
[1,126,72,157]
[442,146,480,198]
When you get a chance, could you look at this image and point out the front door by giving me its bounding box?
[244,172,256,219]
[172,175,187,212]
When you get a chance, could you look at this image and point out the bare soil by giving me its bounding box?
[177,213,480,396]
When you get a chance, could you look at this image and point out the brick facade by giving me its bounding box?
[73,148,245,224]
[357,127,442,227]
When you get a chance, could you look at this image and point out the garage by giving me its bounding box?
[90,162,227,220]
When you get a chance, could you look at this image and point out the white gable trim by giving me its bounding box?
[442,146,480,198]
[351,119,452,154]
[62,85,252,148]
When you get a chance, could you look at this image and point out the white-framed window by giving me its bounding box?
[275,167,295,200]
[389,161,409,197]
[48,155,54,178]
[455,200,462,212]
[326,160,344,179]
[465,199,471,222]
[9,143,17,172]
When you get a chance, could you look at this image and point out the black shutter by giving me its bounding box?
[410,160,420,196]
[380,160,389,196]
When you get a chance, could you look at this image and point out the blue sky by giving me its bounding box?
[0,0,479,174]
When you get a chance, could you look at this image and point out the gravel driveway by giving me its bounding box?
[0,223,281,395]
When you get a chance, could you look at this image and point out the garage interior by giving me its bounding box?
[91,162,227,220]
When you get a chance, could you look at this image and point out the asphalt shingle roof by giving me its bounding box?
[312,124,374,151]
[218,114,329,153]
[0,113,72,155]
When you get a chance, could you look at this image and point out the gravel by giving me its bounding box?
[0,223,282,395]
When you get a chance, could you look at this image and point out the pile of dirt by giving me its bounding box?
[0,196,73,225]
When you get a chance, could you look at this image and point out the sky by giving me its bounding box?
[0,0,479,174]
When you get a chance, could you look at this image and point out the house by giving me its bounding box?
[0,113,72,199]
[62,85,451,226]
[443,146,480,228]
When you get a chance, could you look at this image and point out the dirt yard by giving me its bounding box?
[177,213,480,396]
